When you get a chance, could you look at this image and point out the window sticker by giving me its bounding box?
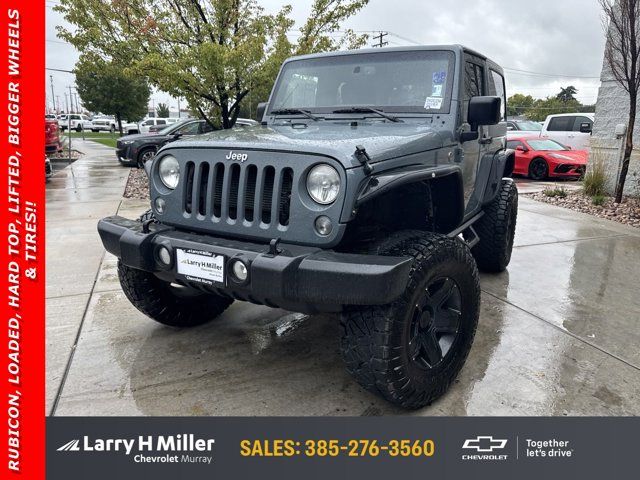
[432,71,446,84]
[424,97,443,110]
[431,84,443,97]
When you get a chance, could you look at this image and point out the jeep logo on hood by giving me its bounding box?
[225,151,248,162]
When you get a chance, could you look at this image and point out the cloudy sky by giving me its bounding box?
[46,0,606,113]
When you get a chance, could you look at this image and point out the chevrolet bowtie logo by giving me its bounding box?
[462,436,508,452]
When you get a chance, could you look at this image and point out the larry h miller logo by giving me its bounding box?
[462,436,509,461]
[56,434,215,464]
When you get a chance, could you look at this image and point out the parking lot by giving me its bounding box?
[46,140,640,416]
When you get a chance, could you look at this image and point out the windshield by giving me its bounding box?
[528,139,567,151]
[269,50,455,115]
[516,121,542,131]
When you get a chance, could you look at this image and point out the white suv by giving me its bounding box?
[138,117,178,133]
[59,114,93,132]
[540,113,594,150]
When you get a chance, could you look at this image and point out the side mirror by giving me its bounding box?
[515,145,528,152]
[468,96,502,127]
[579,122,592,134]
[172,132,183,139]
[256,102,268,124]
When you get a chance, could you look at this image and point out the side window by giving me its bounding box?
[488,70,506,120]
[157,119,166,125]
[176,121,201,135]
[463,60,484,122]
[572,116,593,132]
[143,119,153,126]
[547,116,575,132]
[506,140,522,149]
[201,122,216,134]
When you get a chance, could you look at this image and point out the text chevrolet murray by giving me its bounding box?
[98,46,517,408]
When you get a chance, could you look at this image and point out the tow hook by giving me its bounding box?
[267,238,282,256]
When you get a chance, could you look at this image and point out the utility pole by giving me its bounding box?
[56,95,61,115]
[372,31,388,48]
[50,75,56,113]
[177,97,181,119]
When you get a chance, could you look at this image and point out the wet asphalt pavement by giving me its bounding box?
[46,141,640,416]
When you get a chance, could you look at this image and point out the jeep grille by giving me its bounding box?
[183,161,294,227]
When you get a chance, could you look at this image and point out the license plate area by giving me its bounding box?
[176,248,225,286]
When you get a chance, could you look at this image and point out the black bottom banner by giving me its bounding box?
[47,416,635,479]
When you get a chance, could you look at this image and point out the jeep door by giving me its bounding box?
[460,54,486,206]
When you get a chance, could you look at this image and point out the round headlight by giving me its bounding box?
[158,155,180,189]
[306,164,340,205]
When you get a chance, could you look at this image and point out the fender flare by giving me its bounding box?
[482,148,515,205]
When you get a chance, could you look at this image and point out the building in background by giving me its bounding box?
[592,25,639,197]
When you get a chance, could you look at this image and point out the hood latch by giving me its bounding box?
[354,145,374,175]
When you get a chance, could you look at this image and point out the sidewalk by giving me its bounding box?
[46,145,640,416]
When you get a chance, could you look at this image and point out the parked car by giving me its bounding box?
[99,45,518,409]
[507,136,587,180]
[59,113,93,132]
[45,155,53,180]
[45,114,57,121]
[506,119,542,134]
[540,113,594,150]
[116,118,257,166]
[45,119,62,154]
[139,117,180,133]
[91,118,117,133]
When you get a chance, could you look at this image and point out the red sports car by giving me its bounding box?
[507,136,587,180]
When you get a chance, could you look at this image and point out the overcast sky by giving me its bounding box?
[46,0,606,114]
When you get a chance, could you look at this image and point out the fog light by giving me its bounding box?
[314,216,333,236]
[158,246,171,265]
[154,197,166,214]
[231,259,248,282]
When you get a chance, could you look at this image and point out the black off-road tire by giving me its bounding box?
[471,178,518,273]
[340,231,480,409]
[117,209,233,327]
[118,262,233,327]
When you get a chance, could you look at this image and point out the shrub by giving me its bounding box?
[583,152,607,197]
[543,186,568,198]
[592,194,606,206]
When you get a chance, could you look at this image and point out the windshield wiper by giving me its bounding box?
[271,108,321,121]
[332,107,403,123]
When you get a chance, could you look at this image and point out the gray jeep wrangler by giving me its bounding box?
[98,45,517,409]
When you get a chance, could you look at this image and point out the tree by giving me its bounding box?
[556,85,578,102]
[156,102,170,118]
[56,0,369,129]
[506,93,535,117]
[599,0,640,203]
[74,55,150,135]
[524,96,582,122]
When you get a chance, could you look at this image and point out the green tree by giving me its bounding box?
[524,96,582,122]
[74,55,150,135]
[156,102,170,118]
[506,93,534,117]
[56,0,369,128]
[556,85,577,102]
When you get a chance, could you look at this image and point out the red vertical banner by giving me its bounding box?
[2,2,46,479]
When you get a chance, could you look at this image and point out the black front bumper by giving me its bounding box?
[98,216,412,313]
[116,145,136,164]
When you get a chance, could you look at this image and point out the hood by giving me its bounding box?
[167,121,448,168]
